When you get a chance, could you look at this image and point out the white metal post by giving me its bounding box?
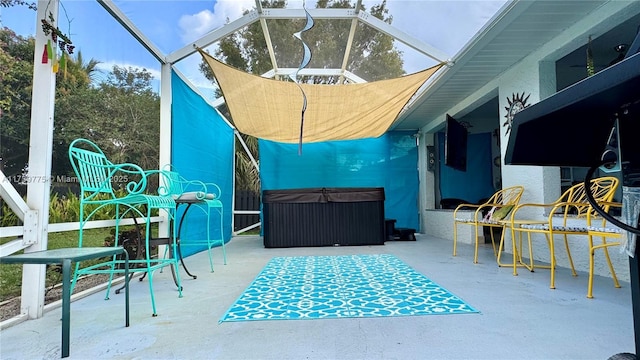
[22,0,59,319]
[158,63,172,243]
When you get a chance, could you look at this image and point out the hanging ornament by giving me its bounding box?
[40,6,74,58]
[59,52,66,77]
[51,47,58,73]
[46,39,53,61]
[290,4,315,155]
[41,44,48,64]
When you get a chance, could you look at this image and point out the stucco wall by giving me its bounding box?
[424,209,475,245]
[419,1,636,283]
[495,23,629,284]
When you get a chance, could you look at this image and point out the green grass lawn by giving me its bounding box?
[0,228,113,302]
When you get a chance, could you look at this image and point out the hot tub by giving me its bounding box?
[262,187,386,248]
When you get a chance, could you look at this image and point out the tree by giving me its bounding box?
[54,65,160,181]
[199,0,404,192]
[95,66,160,170]
[0,27,160,187]
[0,0,36,10]
[51,51,102,176]
[0,28,34,178]
[56,66,160,173]
[56,51,100,94]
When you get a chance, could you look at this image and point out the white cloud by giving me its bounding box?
[362,0,508,72]
[381,0,507,55]
[178,0,256,44]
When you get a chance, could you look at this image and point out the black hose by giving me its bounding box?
[584,162,640,235]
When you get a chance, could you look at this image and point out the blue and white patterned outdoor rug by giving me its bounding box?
[219,254,478,322]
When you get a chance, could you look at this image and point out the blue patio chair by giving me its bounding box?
[68,138,183,317]
[157,164,226,277]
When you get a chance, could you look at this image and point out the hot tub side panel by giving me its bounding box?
[262,188,385,248]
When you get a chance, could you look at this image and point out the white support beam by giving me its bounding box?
[234,210,260,215]
[256,0,278,69]
[340,17,359,83]
[0,217,163,240]
[21,0,59,320]
[261,69,276,78]
[260,17,280,72]
[234,222,261,235]
[273,68,366,83]
[218,67,362,80]
[0,170,29,222]
[255,0,279,73]
[234,130,259,172]
[211,97,225,108]
[259,8,357,20]
[97,0,167,64]
[1,216,163,267]
[231,133,237,234]
[355,0,363,13]
[167,11,260,64]
[0,239,30,257]
[48,217,164,232]
[339,0,362,83]
[342,70,366,84]
[158,63,173,242]
[271,67,351,77]
[357,11,449,63]
[0,226,23,238]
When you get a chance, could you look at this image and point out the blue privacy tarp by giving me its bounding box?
[438,131,495,204]
[171,70,235,256]
[259,132,419,230]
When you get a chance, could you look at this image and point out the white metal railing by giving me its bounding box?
[0,217,163,257]
[232,210,260,235]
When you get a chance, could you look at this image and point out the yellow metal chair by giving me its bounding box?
[586,201,622,298]
[507,176,619,292]
[452,185,524,264]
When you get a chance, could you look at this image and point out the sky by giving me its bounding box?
[0,0,508,99]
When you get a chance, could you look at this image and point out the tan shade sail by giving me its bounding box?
[199,49,444,143]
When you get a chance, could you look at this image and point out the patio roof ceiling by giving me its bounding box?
[391,0,620,131]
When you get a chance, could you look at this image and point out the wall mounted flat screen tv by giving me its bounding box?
[444,114,468,171]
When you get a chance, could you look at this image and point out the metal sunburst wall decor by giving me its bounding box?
[503,92,531,134]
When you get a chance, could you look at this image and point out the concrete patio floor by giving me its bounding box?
[0,233,636,360]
